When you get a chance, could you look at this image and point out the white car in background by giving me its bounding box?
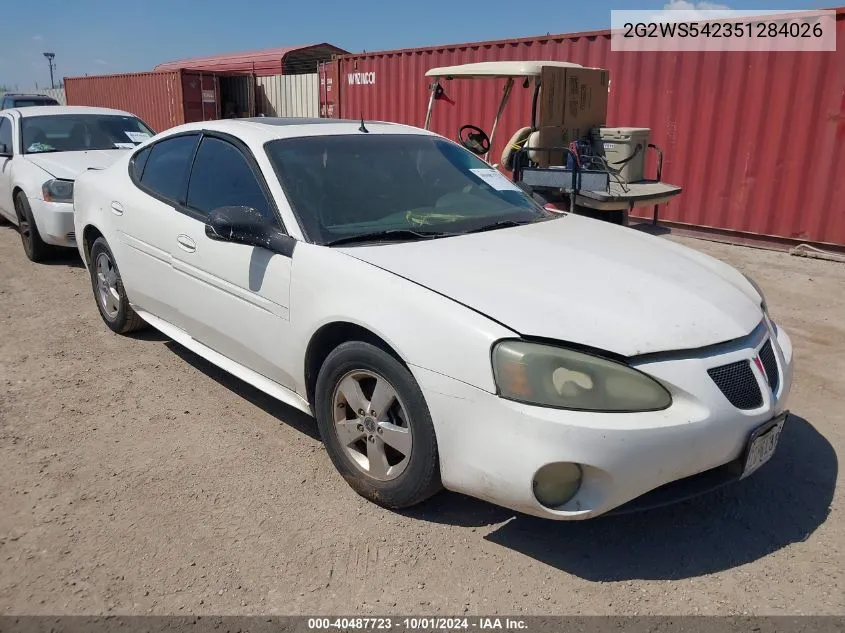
[0,105,154,261]
[72,118,793,520]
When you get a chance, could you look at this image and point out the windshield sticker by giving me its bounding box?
[113,142,135,149]
[469,168,522,192]
[125,131,151,143]
[27,142,56,153]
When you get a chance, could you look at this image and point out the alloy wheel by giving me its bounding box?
[331,370,413,481]
[95,252,121,319]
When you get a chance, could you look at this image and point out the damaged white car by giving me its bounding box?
[72,118,793,519]
[0,106,153,261]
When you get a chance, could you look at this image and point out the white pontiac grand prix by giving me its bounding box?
[72,117,793,520]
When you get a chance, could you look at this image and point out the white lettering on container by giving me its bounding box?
[347,72,376,86]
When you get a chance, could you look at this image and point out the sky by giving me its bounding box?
[1,0,839,90]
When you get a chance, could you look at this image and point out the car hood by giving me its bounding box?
[340,214,763,357]
[24,150,128,180]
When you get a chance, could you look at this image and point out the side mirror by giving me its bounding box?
[204,206,296,257]
[0,143,11,158]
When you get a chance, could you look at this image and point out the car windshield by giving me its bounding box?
[264,134,553,245]
[21,114,154,154]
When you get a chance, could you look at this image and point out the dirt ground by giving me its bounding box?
[0,222,842,616]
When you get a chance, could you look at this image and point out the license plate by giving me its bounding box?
[741,414,787,479]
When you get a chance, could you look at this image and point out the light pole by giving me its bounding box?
[43,52,56,89]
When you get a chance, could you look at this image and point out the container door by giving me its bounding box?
[181,73,218,123]
[202,74,218,120]
[319,60,339,118]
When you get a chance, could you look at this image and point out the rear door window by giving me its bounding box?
[138,134,198,203]
[131,146,152,181]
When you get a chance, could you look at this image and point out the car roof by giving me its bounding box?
[159,117,437,145]
[13,105,138,118]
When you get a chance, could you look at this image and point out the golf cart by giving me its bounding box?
[423,61,683,225]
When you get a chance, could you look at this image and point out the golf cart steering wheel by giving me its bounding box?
[458,125,491,156]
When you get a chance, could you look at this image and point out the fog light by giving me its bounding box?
[532,462,582,508]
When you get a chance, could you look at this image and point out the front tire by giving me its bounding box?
[15,192,52,262]
[314,341,442,509]
[88,237,146,334]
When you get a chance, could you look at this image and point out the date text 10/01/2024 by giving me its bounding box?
[307,617,529,630]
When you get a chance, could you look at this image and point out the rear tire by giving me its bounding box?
[315,341,442,509]
[88,237,146,334]
[15,192,52,262]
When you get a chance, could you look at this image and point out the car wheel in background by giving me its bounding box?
[14,192,52,262]
[88,237,146,334]
[315,341,442,509]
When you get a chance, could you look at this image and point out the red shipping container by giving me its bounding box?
[322,9,845,247]
[65,70,219,133]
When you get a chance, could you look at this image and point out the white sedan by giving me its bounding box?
[0,105,154,261]
[72,118,793,520]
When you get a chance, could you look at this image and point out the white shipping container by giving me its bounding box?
[256,74,318,118]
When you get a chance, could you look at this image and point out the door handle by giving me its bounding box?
[177,234,196,253]
[110,201,124,215]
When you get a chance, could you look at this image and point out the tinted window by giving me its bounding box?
[265,134,547,244]
[0,118,12,153]
[13,98,59,108]
[140,135,198,202]
[186,137,271,219]
[131,146,151,181]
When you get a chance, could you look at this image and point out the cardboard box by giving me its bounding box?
[536,66,610,166]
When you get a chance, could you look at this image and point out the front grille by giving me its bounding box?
[708,360,763,410]
[66,231,75,241]
[758,339,780,393]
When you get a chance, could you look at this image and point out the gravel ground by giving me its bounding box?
[0,222,842,616]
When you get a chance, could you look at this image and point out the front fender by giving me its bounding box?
[289,242,516,397]
[10,160,51,232]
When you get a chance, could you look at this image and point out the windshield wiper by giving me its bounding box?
[462,219,536,235]
[325,229,449,246]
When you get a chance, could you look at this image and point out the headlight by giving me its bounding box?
[742,273,768,314]
[42,179,74,203]
[492,340,672,412]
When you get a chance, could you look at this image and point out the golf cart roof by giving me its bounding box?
[425,60,583,79]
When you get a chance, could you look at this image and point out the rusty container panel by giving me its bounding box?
[334,10,845,246]
[64,70,188,133]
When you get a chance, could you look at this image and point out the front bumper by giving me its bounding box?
[29,198,76,247]
[413,319,793,520]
